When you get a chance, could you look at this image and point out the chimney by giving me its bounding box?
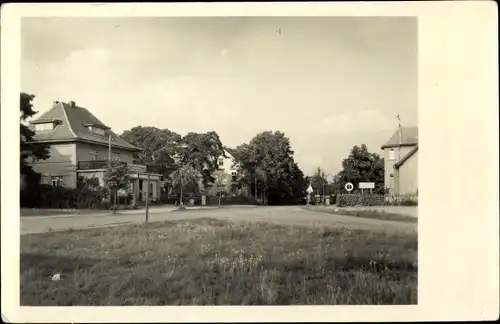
[69,101,76,108]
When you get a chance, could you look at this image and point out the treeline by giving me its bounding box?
[20,91,393,208]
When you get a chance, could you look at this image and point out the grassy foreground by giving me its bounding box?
[303,206,418,223]
[20,218,417,305]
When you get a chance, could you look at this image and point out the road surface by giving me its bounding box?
[20,206,417,235]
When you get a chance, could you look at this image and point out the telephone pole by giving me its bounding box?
[396,114,402,196]
[397,114,402,161]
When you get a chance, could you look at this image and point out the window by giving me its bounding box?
[388,149,396,161]
[90,151,99,161]
[51,176,63,187]
[218,158,224,166]
[112,153,121,161]
[34,123,54,132]
[87,126,106,136]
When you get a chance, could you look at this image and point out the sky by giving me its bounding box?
[21,17,417,177]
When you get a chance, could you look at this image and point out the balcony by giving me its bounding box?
[77,160,124,170]
[77,160,161,174]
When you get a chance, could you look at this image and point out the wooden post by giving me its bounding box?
[145,172,151,224]
[114,189,118,213]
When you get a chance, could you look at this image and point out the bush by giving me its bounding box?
[31,185,109,210]
[336,194,418,207]
[336,194,386,207]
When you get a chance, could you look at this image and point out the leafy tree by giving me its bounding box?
[169,165,202,207]
[20,93,51,207]
[333,144,385,194]
[178,131,227,186]
[120,126,182,189]
[20,93,50,175]
[231,131,305,205]
[310,167,329,196]
[104,161,129,213]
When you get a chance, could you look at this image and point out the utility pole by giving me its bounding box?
[396,114,402,196]
[397,114,402,161]
[107,133,112,210]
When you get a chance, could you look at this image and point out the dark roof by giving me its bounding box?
[29,101,141,151]
[381,126,418,149]
[394,145,418,169]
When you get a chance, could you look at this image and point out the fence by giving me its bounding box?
[335,193,418,207]
[206,195,257,206]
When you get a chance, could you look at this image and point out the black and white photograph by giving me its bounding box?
[2,2,498,322]
[19,14,419,306]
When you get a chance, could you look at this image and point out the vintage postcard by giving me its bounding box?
[1,2,498,323]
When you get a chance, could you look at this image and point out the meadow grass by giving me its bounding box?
[303,206,418,223]
[20,217,417,305]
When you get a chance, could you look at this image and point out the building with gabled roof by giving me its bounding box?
[28,100,162,204]
[381,126,418,195]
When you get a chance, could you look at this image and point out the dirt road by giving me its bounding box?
[20,206,417,235]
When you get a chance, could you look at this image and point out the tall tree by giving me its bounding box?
[121,126,182,166]
[178,131,227,186]
[121,126,182,192]
[20,93,51,207]
[334,144,385,194]
[20,93,50,176]
[231,131,305,205]
[310,167,329,196]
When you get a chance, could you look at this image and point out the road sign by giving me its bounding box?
[345,182,354,192]
[306,184,314,194]
[359,182,375,189]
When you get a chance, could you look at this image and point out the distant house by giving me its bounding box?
[381,126,418,196]
[207,150,239,195]
[27,100,162,203]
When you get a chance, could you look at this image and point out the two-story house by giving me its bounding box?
[207,150,239,196]
[28,100,162,203]
[381,126,418,196]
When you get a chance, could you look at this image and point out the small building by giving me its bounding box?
[27,100,162,203]
[381,126,418,196]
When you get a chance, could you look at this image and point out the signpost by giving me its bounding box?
[359,182,375,194]
[345,182,354,193]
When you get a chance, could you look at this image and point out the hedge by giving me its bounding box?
[336,193,418,207]
[20,185,137,210]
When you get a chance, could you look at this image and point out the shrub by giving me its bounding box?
[336,194,418,207]
[336,194,386,207]
[33,185,109,210]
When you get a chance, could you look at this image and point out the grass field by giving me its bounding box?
[20,208,106,217]
[303,206,418,223]
[20,217,418,305]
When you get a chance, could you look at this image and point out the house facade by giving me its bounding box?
[28,100,162,203]
[207,150,239,196]
[381,126,418,196]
